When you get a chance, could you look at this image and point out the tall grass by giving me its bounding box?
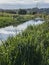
[0,18,49,65]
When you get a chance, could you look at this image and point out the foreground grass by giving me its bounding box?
[0,15,49,65]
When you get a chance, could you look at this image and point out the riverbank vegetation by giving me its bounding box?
[0,11,48,28]
[0,12,35,27]
[0,14,49,65]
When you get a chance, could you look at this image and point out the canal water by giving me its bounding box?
[0,19,44,41]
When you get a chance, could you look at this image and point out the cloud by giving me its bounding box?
[0,0,49,4]
[44,0,49,3]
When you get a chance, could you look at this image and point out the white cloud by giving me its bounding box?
[0,0,16,3]
[44,0,49,3]
[0,0,49,4]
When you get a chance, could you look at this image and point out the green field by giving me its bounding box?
[0,13,49,65]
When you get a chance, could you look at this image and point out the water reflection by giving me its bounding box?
[0,19,44,41]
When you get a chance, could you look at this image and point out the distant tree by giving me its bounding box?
[5,10,16,14]
[32,11,37,15]
[18,9,27,15]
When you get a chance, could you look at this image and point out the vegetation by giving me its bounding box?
[0,8,49,14]
[0,12,34,27]
[18,9,27,15]
[0,14,49,65]
[0,11,48,28]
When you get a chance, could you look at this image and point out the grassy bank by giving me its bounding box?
[0,12,34,27]
[0,12,48,28]
[0,15,49,65]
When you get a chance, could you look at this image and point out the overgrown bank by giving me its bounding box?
[0,12,48,28]
[0,17,49,65]
[0,13,34,27]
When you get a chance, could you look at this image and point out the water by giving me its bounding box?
[0,19,44,41]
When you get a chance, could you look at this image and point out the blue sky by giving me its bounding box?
[0,0,49,4]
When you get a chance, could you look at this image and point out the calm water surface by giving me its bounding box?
[0,19,44,41]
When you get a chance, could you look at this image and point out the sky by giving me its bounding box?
[0,0,49,9]
[0,0,49,4]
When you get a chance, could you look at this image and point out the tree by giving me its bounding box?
[18,9,27,15]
